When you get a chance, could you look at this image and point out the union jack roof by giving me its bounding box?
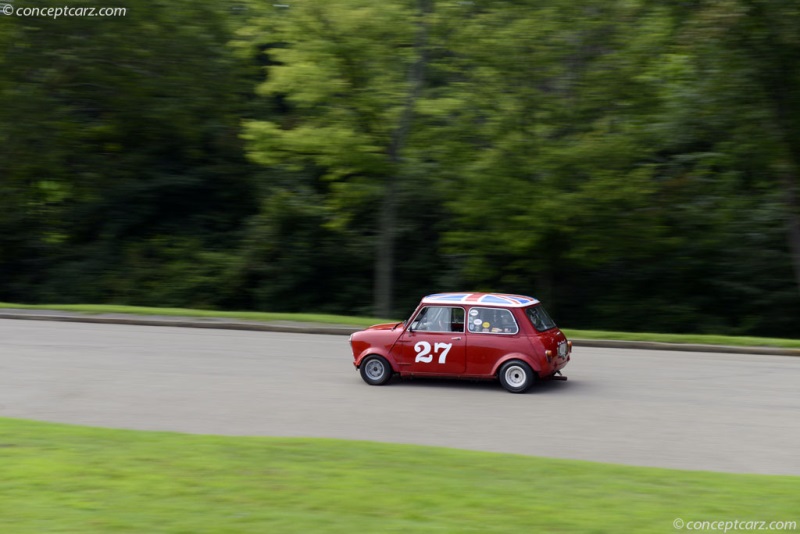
[421,292,540,307]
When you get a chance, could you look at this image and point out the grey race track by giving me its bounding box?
[1,319,798,475]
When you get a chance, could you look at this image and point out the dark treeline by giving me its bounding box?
[1,0,799,336]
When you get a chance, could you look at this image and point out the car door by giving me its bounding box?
[464,306,522,375]
[393,306,466,375]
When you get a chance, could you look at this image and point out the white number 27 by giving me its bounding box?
[414,341,452,364]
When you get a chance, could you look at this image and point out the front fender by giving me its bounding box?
[491,352,543,377]
[355,348,400,373]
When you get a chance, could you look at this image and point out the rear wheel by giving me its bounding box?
[359,355,392,386]
[498,361,535,393]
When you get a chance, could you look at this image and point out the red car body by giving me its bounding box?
[350,292,571,393]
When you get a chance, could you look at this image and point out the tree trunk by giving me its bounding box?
[374,173,398,319]
[784,172,800,297]
[373,0,431,318]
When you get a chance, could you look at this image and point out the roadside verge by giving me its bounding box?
[1,308,798,357]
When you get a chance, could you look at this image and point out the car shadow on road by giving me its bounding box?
[387,375,578,394]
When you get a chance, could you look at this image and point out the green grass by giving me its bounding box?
[0,302,392,328]
[563,329,800,349]
[1,302,799,349]
[1,418,798,533]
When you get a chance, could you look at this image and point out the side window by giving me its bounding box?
[467,307,519,334]
[411,306,465,333]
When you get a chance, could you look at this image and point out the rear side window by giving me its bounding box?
[526,305,557,331]
[467,307,518,334]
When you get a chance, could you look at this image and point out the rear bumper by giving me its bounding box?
[549,353,569,374]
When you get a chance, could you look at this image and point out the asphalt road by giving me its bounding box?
[1,319,798,475]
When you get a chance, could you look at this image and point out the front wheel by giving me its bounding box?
[498,361,535,393]
[359,355,393,386]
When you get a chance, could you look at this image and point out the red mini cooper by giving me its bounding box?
[350,292,571,393]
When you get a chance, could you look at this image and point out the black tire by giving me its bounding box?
[359,355,393,386]
[498,361,535,393]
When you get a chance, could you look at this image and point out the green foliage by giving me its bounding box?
[1,0,798,335]
[232,183,371,314]
[0,0,259,305]
[241,0,420,177]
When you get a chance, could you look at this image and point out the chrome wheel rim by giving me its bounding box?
[504,365,527,387]
[365,359,386,381]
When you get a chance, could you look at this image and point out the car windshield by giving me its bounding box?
[526,305,557,331]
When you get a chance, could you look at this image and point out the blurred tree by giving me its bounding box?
[674,0,800,297]
[608,0,800,333]
[420,1,668,308]
[242,0,433,317]
[418,0,800,333]
[0,0,797,335]
[0,0,259,306]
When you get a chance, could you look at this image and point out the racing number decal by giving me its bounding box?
[414,341,453,364]
[434,343,452,363]
[414,341,434,363]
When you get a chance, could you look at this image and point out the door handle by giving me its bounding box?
[451,337,462,340]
